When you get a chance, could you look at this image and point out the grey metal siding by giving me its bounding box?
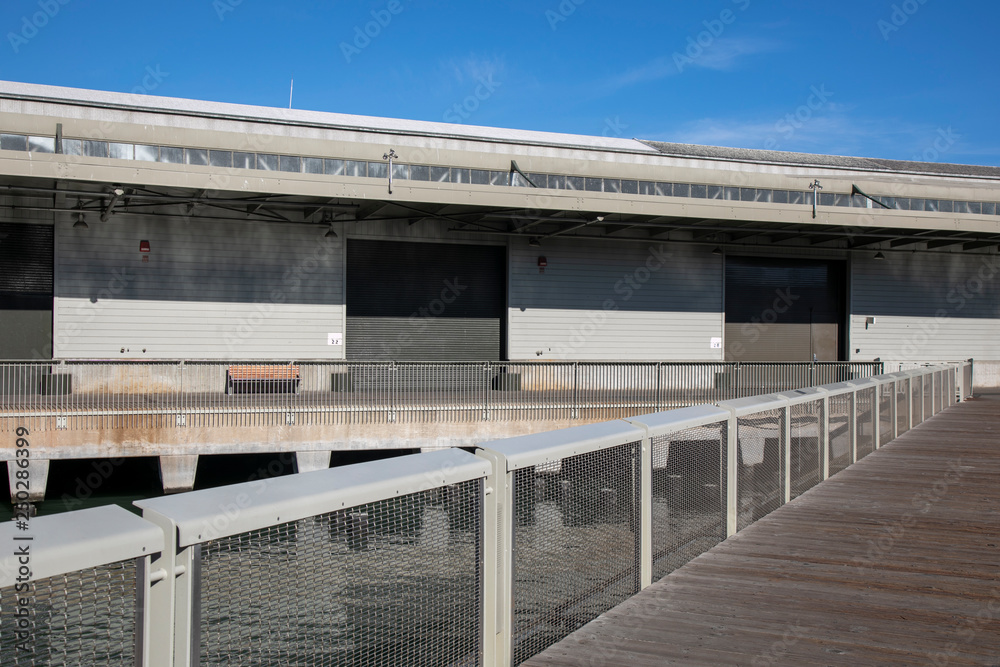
[53,217,343,359]
[851,252,1000,361]
[508,238,723,360]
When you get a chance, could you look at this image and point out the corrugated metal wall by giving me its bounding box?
[53,217,344,359]
[851,252,1000,361]
[508,238,723,360]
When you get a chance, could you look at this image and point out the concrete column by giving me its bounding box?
[159,455,198,494]
[295,451,332,474]
[8,458,49,503]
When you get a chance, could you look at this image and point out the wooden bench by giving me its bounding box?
[226,364,300,394]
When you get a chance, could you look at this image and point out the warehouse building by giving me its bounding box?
[0,80,997,382]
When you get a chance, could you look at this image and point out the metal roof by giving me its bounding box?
[640,140,1000,181]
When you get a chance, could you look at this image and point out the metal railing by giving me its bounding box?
[0,361,973,667]
[0,360,883,432]
[0,506,163,666]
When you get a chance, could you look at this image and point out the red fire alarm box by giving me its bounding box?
[139,240,151,253]
[538,256,547,274]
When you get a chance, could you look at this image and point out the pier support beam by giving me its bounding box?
[7,458,49,503]
[295,451,332,474]
[159,455,198,494]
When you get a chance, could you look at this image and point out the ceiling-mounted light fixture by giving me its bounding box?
[528,237,541,247]
[73,212,88,229]
[874,251,886,260]
[321,209,338,238]
[711,246,722,256]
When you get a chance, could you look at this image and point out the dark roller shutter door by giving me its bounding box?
[725,256,845,362]
[346,240,505,360]
[0,223,53,359]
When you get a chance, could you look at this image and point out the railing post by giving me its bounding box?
[916,375,924,425]
[640,432,652,589]
[821,393,830,481]
[782,405,791,504]
[873,382,881,450]
[140,508,197,667]
[970,359,975,398]
[849,391,857,464]
[890,379,898,441]
[726,412,738,537]
[478,450,504,667]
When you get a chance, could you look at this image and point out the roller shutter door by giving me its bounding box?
[725,256,845,362]
[346,239,505,360]
[0,223,53,359]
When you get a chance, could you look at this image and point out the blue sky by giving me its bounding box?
[2,0,998,165]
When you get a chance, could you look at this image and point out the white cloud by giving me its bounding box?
[440,54,505,87]
[689,37,779,71]
[599,37,779,95]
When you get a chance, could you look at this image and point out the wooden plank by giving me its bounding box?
[521,396,1000,666]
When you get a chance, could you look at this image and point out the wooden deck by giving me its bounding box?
[523,395,1000,667]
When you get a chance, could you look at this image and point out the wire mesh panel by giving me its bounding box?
[510,442,641,665]
[789,399,824,499]
[879,383,894,447]
[197,481,483,667]
[828,393,853,476]
[897,379,910,436]
[854,387,876,460]
[650,422,727,581]
[736,409,784,531]
[0,559,138,667]
[963,364,973,398]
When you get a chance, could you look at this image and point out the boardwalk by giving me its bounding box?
[523,395,1000,667]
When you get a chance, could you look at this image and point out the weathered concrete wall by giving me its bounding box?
[0,417,591,462]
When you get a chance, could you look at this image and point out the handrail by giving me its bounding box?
[0,361,973,667]
[0,359,887,433]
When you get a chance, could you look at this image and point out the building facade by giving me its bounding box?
[0,80,997,381]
